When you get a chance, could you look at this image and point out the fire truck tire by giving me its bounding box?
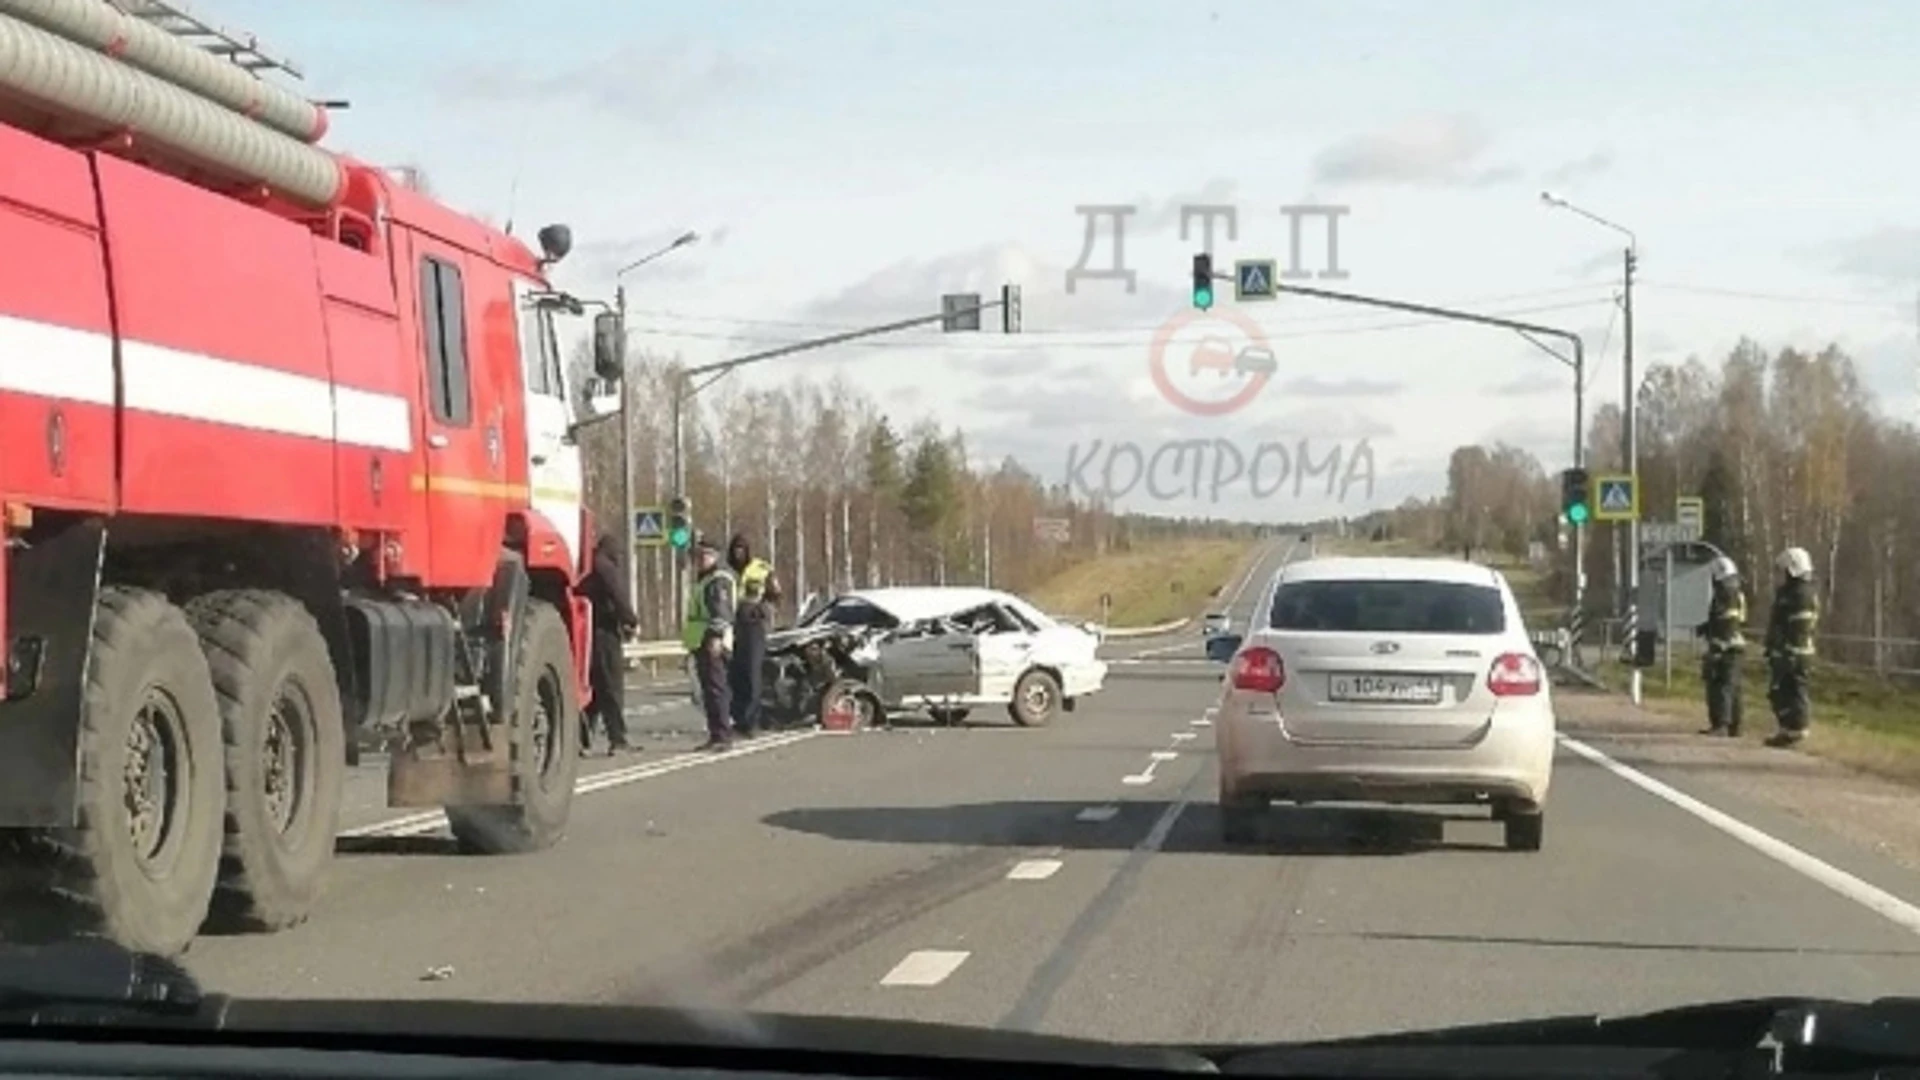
[186,590,345,933]
[0,588,225,956]
[446,600,580,855]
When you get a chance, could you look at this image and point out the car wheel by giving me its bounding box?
[1007,670,1062,727]
[1504,810,1544,852]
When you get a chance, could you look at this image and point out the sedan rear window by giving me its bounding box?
[1267,579,1506,635]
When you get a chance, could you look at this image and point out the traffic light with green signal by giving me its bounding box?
[1560,467,1591,525]
[1192,252,1214,310]
[667,495,692,549]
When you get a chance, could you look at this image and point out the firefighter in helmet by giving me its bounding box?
[1695,555,1746,737]
[725,533,781,738]
[1762,546,1819,748]
[681,537,737,751]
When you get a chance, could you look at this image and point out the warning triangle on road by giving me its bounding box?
[1599,482,1633,512]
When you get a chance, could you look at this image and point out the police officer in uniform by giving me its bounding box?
[725,533,781,738]
[682,538,737,751]
[1763,546,1819,748]
[1695,556,1746,737]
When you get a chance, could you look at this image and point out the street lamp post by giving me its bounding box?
[1541,192,1641,703]
[611,230,699,617]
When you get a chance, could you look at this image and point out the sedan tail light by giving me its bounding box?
[1231,646,1286,693]
[1488,652,1542,697]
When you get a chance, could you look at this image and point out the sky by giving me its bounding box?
[216,0,1920,522]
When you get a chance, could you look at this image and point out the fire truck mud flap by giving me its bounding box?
[0,518,105,827]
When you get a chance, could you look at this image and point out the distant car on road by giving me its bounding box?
[1204,556,1553,852]
[1201,612,1231,637]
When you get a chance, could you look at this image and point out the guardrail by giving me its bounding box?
[1100,616,1193,639]
[623,639,685,678]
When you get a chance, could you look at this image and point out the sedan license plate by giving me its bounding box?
[1330,673,1443,704]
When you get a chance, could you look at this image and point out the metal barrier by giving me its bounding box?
[623,639,685,678]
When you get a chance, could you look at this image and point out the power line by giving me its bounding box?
[619,282,1619,335]
[625,297,1616,351]
[1640,280,1904,309]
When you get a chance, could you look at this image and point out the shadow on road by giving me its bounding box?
[336,835,461,857]
[1348,929,1920,958]
[764,800,1492,857]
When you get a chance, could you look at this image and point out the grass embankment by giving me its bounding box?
[1327,532,1920,785]
[1030,539,1253,628]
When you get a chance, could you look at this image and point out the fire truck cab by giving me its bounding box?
[0,1,626,956]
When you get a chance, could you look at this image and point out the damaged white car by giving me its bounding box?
[756,587,1108,729]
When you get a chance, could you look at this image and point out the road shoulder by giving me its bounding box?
[1556,689,1920,877]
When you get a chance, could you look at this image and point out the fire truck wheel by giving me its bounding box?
[447,600,580,855]
[187,590,345,933]
[0,588,225,956]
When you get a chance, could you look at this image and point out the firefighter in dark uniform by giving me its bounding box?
[580,532,639,756]
[682,538,737,751]
[1763,545,1819,748]
[726,533,781,738]
[1695,556,1746,737]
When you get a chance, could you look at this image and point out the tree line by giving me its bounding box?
[1354,338,1920,669]
[568,347,1252,639]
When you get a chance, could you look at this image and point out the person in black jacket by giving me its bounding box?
[581,532,639,756]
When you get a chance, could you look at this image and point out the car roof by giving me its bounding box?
[1274,556,1504,588]
[839,587,1022,623]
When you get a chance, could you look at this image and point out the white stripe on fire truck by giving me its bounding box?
[0,313,412,453]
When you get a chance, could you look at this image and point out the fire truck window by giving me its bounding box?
[518,300,558,398]
[420,256,472,426]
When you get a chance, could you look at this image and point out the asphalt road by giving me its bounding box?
[180,539,1920,1045]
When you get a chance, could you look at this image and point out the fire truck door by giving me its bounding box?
[513,280,582,570]
[410,237,509,586]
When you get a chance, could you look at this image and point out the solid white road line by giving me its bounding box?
[1007,859,1064,881]
[1150,750,1179,762]
[340,729,823,839]
[1560,736,1920,937]
[880,950,970,987]
[1076,805,1120,822]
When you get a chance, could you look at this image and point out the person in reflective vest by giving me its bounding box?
[1763,546,1819,748]
[1695,556,1746,737]
[726,533,782,738]
[681,539,737,751]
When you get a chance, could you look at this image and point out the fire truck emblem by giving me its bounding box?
[485,424,502,469]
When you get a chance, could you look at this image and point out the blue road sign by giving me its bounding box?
[633,508,667,545]
[1234,259,1277,301]
[1593,475,1638,521]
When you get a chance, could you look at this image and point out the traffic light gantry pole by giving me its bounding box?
[1192,254,1590,621]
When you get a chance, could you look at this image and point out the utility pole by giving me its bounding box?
[609,230,699,617]
[1623,245,1641,705]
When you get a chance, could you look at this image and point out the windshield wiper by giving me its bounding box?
[1208,996,1920,1076]
[0,941,226,1028]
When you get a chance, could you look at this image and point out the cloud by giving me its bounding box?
[1564,248,1625,280]
[1488,369,1564,396]
[1541,150,1614,186]
[1804,226,1920,285]
[572,230,712,284]
[1280,376,1402,397]
[1310,114,1521,188]
[792,242,1192,335]
[444,41,758,125]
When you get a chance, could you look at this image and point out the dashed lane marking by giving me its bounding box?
[340,729,823,839]
[881,950,970,987]
[1150,751,1179,762]
[1076,806,1120,822]
[1171,732,1197,742]
[1560,736,1920,937]
[1007,859,1064,881]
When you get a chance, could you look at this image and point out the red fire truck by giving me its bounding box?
[0,1,624,955]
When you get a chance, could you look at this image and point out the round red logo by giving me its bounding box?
[1148,308,1276,416]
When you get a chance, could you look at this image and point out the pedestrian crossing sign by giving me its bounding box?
[1592,475,1638,522]
[1234,259,1277,301]
[633,507,667,546]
